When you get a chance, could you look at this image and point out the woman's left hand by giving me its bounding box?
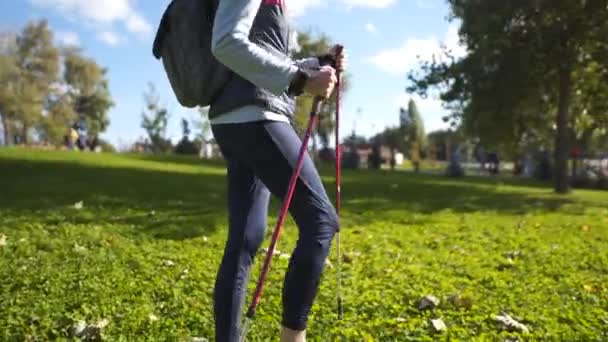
[329,45,348,72]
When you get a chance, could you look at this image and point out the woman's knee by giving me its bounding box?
[297,200,339,254]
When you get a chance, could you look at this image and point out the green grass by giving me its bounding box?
[1,147,607,341]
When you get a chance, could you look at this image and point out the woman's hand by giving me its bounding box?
[329,45,348,72]
[304,65,337,99]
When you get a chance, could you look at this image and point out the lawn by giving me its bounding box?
[0,148,607,341]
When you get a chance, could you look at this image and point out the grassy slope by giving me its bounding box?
[0,148,606,341]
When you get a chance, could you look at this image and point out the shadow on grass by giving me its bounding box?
[127,153,227,168]
[0,156,587,242]
[0,158,228,240]
[338,169,578,217]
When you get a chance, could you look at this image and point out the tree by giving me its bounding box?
[408,0,608,193]
[141,83,172,153]
[0,31,19,145]
[10,20,60,144]
[192,106,212,142]
[40,94,77,144]
[400,99,426,172]
[174,117,199,155]
[0,20,114,146]
[371,127,401,170]
[63,48,113,138]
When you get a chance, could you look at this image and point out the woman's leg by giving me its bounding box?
[257,122,339,332]
[212,121,338,336]
[213,157,270,342]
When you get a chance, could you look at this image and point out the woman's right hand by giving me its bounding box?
[304,65,337,99]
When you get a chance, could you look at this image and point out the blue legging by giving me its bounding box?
[211,120,339,341]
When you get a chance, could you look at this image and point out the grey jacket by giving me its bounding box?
[208,0,317,120]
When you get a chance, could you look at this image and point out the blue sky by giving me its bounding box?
[0,0,465,148]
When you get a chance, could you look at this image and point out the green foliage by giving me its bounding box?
[63,48,113,136]
[401,99,427,170]
[0,20,113,146]
[408,0,608,193]
[141,83,172,154]
[192,107,212,143]
[0,150,607,340]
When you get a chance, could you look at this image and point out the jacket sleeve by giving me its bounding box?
[211,0,299,96]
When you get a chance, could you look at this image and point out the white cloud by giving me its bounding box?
[341,0,396,9]
[369,23,467,75]
[56,31,80,46]
[288,0,324,17]
[288,0,395,17]
[98,31,122,46]
[364,22,378,34]
[126,14,151,34]
[29,0,151,35]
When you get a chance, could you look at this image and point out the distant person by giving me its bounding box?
[88,135,98,152]
[206,1,347,341]
[487,152,500,175]
[68,128,79,150]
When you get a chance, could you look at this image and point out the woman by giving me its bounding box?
[209,0,347,341]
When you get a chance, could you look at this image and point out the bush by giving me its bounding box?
[342,151,360,169]
[174,138,200,155]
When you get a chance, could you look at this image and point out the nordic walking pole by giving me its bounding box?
[239,97,325,342]
[333,45,344,320]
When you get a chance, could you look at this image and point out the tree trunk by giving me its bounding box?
[21,124,29,145]
[554,62,572,194]
[0,114,9,146]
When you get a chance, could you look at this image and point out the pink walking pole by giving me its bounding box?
[334,45,344,320]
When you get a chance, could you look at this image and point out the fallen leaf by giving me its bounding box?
[504,338,520,342]
[180,269,189,280]
[342,253,353,263]
[149,314,159,322]
[74,201,84,210]
[418,295,440,310]
[498,258,515,271]
[163,260,175,267]
[449,294,473,309]
[73,243,87,253]
[431,318,447,332]
[495,314,530,333]
[72,320,87,337]
[95,319,110,329]
[395,317,407,323]
[583,284,599,293]
[261,248,281,256]
[0,234,6,247]
[504,251,523,259]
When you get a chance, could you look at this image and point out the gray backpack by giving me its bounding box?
[152,0,231,108]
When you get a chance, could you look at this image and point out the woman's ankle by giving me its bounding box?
[280,326,306,342]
